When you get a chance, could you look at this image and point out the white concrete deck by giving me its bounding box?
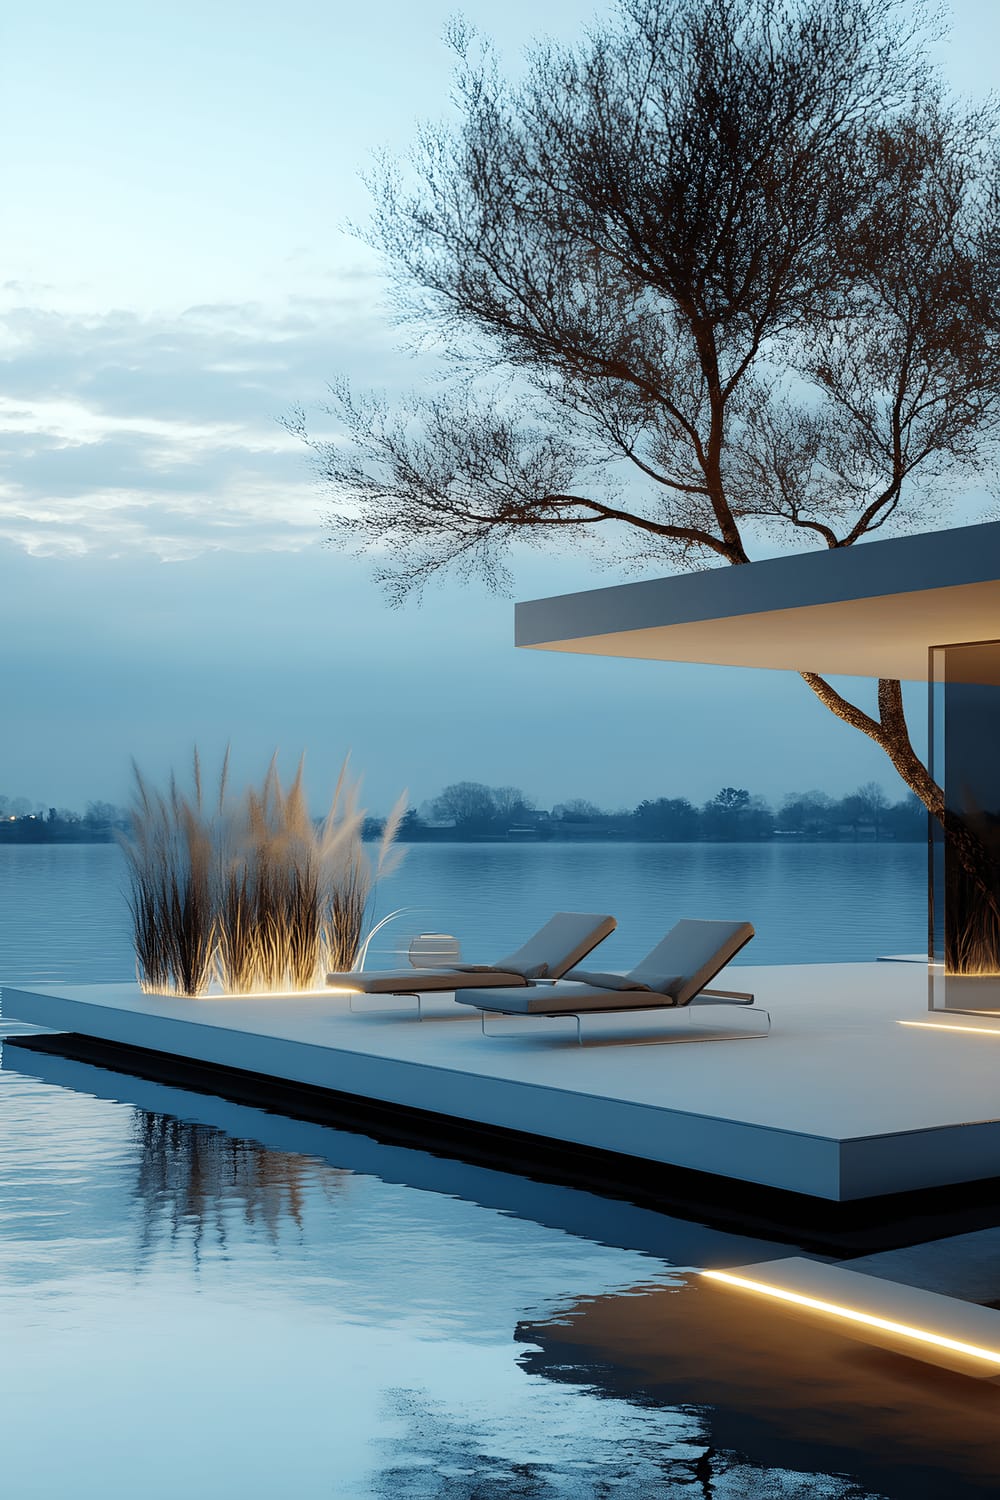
[5,960,1000,1203]
[703,1258,1000,1377]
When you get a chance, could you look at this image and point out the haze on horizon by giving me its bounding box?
[2,0,996,815]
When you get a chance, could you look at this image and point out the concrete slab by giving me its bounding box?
[1,1038,782,1268]
[846,1228,1000,1305]
[702,1257,1000,1377]
[5,960,1000,1205]
[515,518,1000,679]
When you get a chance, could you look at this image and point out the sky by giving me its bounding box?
[1,0,996,816]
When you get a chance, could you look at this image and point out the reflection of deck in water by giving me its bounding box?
[6,961,1000,1241]
[519,1274,1000,1500]
[3,1040,774,1268]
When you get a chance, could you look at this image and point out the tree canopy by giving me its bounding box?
[301,0,1000,605]
[296,0,1000,847]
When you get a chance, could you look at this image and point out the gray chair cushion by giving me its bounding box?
[629,920,754,1006]
[325,912,617,997]
[562,969,654,992]
[494,912,616,980]
[326,967,528,993]
[455,983,671,1014]
[455,919,755,1016]
[452,960,549,980]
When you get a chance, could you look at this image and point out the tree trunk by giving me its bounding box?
[801,672,1000,973]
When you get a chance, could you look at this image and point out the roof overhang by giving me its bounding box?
[514,521,1000,681]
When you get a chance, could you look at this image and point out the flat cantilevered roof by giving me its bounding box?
[515,519,1000,680]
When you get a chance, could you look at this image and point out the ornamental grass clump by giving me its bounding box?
[122,749,406,996]
[321,761,406,975]
[121,753,216,998]
[215,756,334,993]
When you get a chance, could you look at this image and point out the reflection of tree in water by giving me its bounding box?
[369,1387,869,1500]
[132,1113,350,1259]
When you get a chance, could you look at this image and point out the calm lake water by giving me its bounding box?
[8,841,995,1500]
[0,838,928,987]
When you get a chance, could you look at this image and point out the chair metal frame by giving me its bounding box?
[348,989,428,1020]
[479,985,770,1046]
[346,982,531,1022]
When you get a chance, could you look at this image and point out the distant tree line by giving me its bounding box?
[0,798,129,843]
[365,780,926,843]
[1,781,925,845]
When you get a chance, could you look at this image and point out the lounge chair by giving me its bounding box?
[455,919,766,1044]
[325,911,617,1019]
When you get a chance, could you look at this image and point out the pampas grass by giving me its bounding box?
[321,764,407,975]
[216,756,333,993]
[121,749,406,996]
[121,751,215,998]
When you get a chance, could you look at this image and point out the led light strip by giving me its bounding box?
[898,1019,1000,1036]
[700,1270,1000,1367]
[165,987,359,1000]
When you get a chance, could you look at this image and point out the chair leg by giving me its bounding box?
[347,991,421,1018]
[686,1004,770,1040]
[479,1005,770,1046]
[480,1011,583,1045]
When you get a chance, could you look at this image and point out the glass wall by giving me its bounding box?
[929,640,1000,1013]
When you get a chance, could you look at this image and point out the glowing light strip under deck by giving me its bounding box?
[898,1019,1000,1036]
[700,1270,1000,1368]
[151,987,361,1000]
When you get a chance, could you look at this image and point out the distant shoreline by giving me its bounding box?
[0,828,923,846]
[0,827,120,845]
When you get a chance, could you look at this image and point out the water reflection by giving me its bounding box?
[5,1039,779,1271]
[370,1384,720,1499]
[519,1283,1000,1499]
[132,1112,350,1258]
[0,1041,986,1499]
[0,839,930,987]
[368,1382,892,1498]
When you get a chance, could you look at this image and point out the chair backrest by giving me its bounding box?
[630,919,754,1005]
[494,912,617,979]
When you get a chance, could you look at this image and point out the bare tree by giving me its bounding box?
[555,798,603,821]
[856,781,889,831]
[430,780,498,828]
[491,784,536,823]
[295,0,1000,906]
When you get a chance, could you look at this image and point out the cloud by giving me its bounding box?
[0,286,410,559]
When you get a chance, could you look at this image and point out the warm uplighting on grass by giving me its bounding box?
[700,1270,1000,1370]
[899,1019,1000,1035]
[122,748,408,998]
[176,986,360,999]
